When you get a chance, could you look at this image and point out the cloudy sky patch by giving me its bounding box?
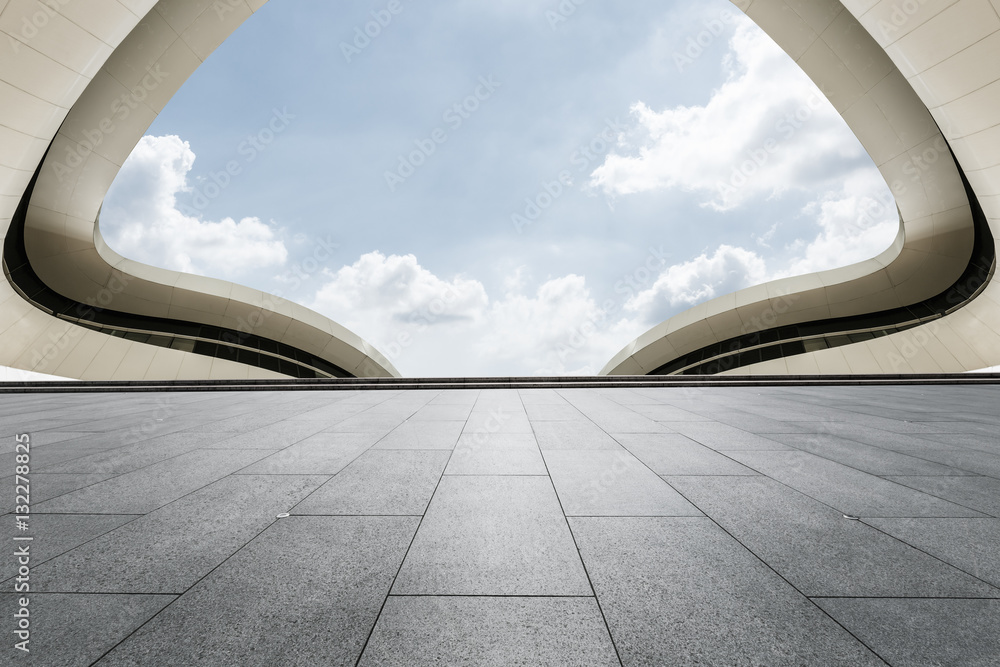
[100,0,900,376]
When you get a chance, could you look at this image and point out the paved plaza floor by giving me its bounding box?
[2,384,999,665]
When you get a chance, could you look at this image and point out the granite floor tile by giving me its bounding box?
[0,473,115,513]
[0,429,89,451]
[915,420,1000,436]
[37,432,222,474]
[543,450,702,516]
[428,389,480,404]
[517,389,570,405]
[570,517,883,666]
[531,421,623,450]
[523,403,586,421]
[727,451,987,517]
[463,410,533,434]
[702,411,812,434]
[1,593,175,667]
[446,433,545,475]
[889,447,1000,478]
[626,405,712,421]
[285,403,369,422]
[372,420,465,450]
[0,514,137,582]
[187,410,294,433]
[863,518,1000,588]
[664,421,791,450]
[785,422,965,454]
[815,598,1000,667]
[33,449,271,514]
[326,412,412,434]
[238,432,376,474]
[882,475,1000,517]
[669,476,999,597]
[27,443,132,469]
[767,433,975,476]
[577,411,667,433]
[392,476,590,595]
[31,475,327,594]
[206,420,328,449]
[615,433,758,475]
[913,432,1000,454]
[93,516,417,666]
[294,450,449,515]
[357,596,619,666]
[408,404,473,421]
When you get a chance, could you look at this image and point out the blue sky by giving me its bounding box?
[92,0,902,377]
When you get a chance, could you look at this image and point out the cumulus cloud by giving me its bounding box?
[778,168,899,277]
[589,17,868,210]
[311,251,489,331]
[101,135,288,280]
[621,169,899,327]
[624,245,768,324]
[308,252,643,376]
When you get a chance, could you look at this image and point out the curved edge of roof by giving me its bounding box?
[0,0,400,380]
[602,0,1000,376]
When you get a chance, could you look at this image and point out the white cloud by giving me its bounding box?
[624,245,767,324]
[308,251,644,376]
[589,17,867,211]
[311,251,489,331]
[101,135,288,280]
[778,168,900,278]
[621,169,900,327]
[475,273,638,375]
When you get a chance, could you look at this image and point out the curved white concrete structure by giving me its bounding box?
[1,0,398,380]
[1,1,998,380]
[604,0,1000,375]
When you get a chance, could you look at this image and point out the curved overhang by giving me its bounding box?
[603,0,1000,376]
[0,0,399,380]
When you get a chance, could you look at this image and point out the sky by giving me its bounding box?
[87,0,905,378]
